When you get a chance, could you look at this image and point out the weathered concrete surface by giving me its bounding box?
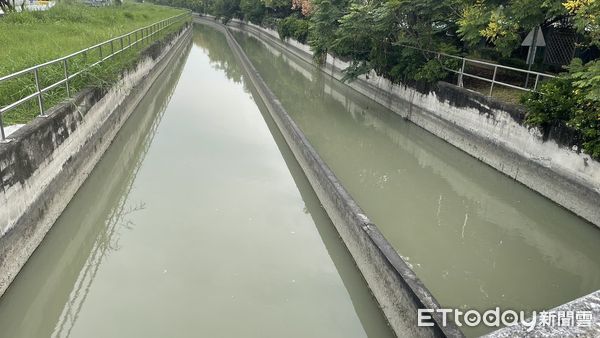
[222,18,600,229]
[194,16,464,338]
[483,290,600,337]
[0,23,192,297]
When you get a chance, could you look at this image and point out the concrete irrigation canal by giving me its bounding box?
[0,20,599,338]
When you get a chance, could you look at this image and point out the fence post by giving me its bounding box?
[489,66,497,97]
[63,59,70,97]
[99,44,103,59]
[458,58,465,87]
[534,74,540,91]
[34,68,45,116]
[0,116,5,141]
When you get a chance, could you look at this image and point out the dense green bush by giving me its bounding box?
[522,59,600,159]
[277,16,309,43]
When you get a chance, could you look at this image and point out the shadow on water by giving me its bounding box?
[232,30,600,337]
[0,37,192,338]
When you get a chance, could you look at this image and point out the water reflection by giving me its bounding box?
[193,25,243,84]
[233,30,600,337]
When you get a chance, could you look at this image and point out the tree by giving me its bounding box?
[308,0,348,64]
[564,0,600,46]
[291,0,312,16]
[314,0,461,84]
[240,0,265,23]
[212,0,241,23]
[457,0,577,57]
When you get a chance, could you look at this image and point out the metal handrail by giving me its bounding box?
[394,43,557,96]
[0,10,191,141]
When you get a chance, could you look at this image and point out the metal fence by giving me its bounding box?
[397,44,557,97]
[0,11,191,141]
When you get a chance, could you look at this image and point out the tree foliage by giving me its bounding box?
[277,15,309,43]
[522,58,600,159]
[240,0,266,23]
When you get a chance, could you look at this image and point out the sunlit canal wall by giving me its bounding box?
[0,24,192,297]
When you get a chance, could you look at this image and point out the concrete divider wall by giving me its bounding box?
[221,18,600,228]
[194,17,464,338]
[0,23,192,297]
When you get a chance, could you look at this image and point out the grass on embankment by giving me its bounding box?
[0,2,187,126]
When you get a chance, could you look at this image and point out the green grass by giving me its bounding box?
[0,2,184,76]
[0,2,187,126]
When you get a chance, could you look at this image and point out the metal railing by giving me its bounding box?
[0,11,191,141]
[396,44,557,97]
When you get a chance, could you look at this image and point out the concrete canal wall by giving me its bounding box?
[0,23,192,297]
[220,17,600,229]
[194,17,464,338]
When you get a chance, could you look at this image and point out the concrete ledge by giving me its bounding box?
[222,18,600,229]
[0,23,192,297]
[194,16,464,338]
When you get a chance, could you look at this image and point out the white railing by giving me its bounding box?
[0,11,191,140]
[396,43,557,96]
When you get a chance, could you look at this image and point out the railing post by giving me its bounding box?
[34,68,45,116]
[63,59,70,97]
[120,37,124,58]
[458,58,466,87]
[110,40,114,57]
[489,65,497,97]
[99,44,103,59]
[0,116,5,141]
[534,74,540,91]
